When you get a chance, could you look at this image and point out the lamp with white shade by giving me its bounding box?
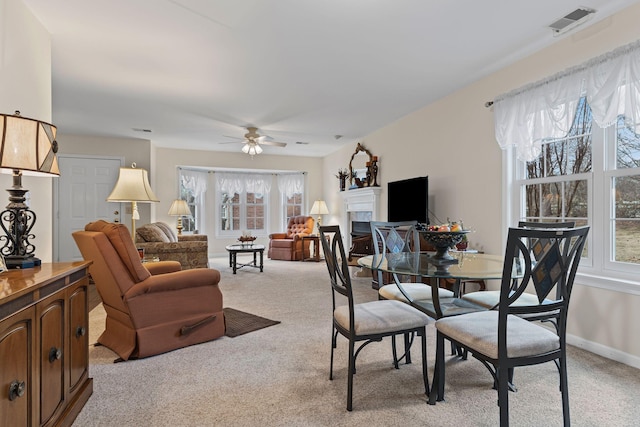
[309,200,329,234]
[107,163,159,239]
[168,199,192,235]
[0,111,59,268]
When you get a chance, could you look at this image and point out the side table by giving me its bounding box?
[302,235,321,262]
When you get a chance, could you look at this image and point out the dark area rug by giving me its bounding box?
[223,307,281,337]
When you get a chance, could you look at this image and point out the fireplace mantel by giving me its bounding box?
[339,187,382,247]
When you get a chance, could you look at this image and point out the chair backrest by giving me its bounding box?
[370,221,419,285]
[73,220,151,313]
[286,215,314,238]
[518,220,576,228]
[319,225,356,324]
[497,226,589,339]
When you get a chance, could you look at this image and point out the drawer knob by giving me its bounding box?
[8,380,25,401]
[75,326,86,338]
[49,347,62,363]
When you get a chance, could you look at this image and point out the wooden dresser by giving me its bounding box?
[0,262,93,427]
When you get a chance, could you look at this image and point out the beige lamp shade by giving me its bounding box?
[310,200,329,233]
[0,111,59,176]
[168,199,191,216]
[107,164,159,239]
[168,199,191,235]
[310,200,329,216]
[107,166,159,203]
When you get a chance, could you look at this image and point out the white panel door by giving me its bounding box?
[54,156,122,262]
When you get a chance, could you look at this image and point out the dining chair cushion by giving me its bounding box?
[334,300,431,336]
[379,283,454,303]
[461,291,560,321]
[435,311,560,359]
[462,290,551,308]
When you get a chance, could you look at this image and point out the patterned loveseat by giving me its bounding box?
[135,222,209,269]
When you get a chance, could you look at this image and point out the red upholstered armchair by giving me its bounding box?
[268,215,315,261]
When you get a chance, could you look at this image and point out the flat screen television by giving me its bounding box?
[387,176,429,224]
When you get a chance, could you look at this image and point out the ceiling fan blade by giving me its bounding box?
[218,139,249,145]
[259,140,287,147]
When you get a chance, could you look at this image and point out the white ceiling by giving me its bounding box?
[21,0,640,157]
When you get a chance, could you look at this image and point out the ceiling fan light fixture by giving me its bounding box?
[242,141,263,156]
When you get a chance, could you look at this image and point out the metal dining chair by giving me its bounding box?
[430,225,589,427]
[318,225,432,411]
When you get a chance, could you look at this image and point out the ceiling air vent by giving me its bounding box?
[549,7,596,34]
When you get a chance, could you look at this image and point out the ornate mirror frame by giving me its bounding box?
[349,143,373,187]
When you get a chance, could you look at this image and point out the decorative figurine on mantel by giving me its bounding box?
[370,156,379,187]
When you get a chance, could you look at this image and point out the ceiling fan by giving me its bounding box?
[228,127,287,156]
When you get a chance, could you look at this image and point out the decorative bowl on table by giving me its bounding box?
[419,230,470,264]
[238,236,256,245]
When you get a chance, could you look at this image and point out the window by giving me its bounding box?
[277,173,305,229]
[284,193,303,223]
[497,40,640,288]
[608,117,640,265]
[216,172,271,237]
[180,186,197,233]
[512,97,640,281]
[219,190,266,233]
[518,97,592,256]
[179,169,208,234]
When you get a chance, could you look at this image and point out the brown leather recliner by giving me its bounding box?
[72,220,225,361]
[268,215,315,261]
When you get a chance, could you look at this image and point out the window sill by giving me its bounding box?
[576,271,640,296]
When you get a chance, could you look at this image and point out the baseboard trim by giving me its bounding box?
[567,333,640,369]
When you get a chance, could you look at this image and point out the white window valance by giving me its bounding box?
[494,39,640,161]
[180,169,208,196]
[215,172,272,195]
[277,173,304,198]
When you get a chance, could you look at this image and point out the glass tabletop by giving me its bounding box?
[357,252,507,281]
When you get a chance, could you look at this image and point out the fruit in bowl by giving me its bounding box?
[420,228,470,262]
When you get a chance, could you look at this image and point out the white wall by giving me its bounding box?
[322,3,640,366]
[0,0,53,261]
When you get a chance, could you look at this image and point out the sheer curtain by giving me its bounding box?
[179,168,208,233]
[215,172,271,195]
[277,173,304,198]
[494,39,640,161]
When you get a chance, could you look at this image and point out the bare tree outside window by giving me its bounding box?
[521,97,640,264]
[613,118,640,264]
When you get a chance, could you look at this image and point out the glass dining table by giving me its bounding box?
[358,251,512,319]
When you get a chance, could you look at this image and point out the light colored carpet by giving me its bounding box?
[74,257,640,426]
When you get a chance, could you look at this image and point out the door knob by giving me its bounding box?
[114,210,119,215]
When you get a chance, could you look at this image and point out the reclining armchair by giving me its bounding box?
[73,220,225,361]
[268,215,315,261]
[135,221,208,269]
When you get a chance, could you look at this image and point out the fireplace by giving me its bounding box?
[348,220,374,260]
[339,187,382,251]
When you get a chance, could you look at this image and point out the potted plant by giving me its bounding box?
[335,168,349,191]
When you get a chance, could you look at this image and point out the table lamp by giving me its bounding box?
[309,200,329,234]
[168,199,191,235]
[0,111,60,268]
[107,163,159,239]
